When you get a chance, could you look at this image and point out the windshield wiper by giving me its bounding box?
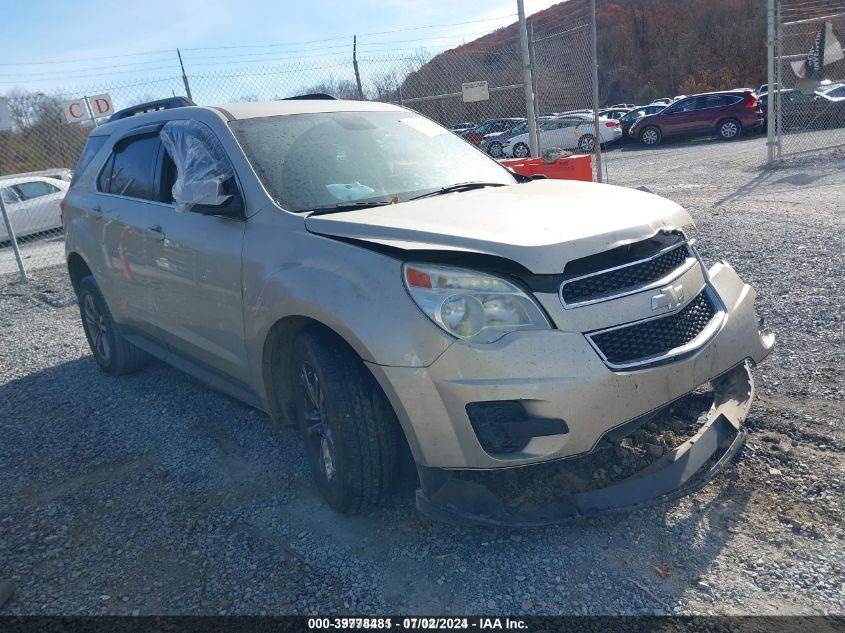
[409,181,507,201]
[305,201,392,216]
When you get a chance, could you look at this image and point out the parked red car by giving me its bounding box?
[461,118,525,146]
[629,90,764,146]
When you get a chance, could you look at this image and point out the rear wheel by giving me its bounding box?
[640,126,662,146]
[718,118,742,140]
[578,134,597,153]
[486,141,503,158]
[77,276,148,375]
[512,142,530,158]
[291,329,399,514]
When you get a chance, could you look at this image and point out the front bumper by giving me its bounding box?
[416,360,755,526]
[368,261,773,470]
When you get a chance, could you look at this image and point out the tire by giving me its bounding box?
[512,142,530,158]
[291,328,399,514]
[577,134,596,153]
[640,126,662,146]
[77,276,148,376]
[487,141,503,158]
[718,118,742,140]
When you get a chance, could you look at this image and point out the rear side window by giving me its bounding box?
[70,135,108,187]
[14,181,58,199]
[698,95,727,109]
[98,134,160,200]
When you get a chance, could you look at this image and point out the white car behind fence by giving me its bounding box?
[501,114,622,157]
[0,176,69,242]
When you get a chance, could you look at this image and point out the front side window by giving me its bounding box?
[99,134,160,200]
[621,110,643,122]
[1,187,19,205]
[667,99,697,113]
[230,111,514,213]
[159,120,236,211]
[14,180,57,200]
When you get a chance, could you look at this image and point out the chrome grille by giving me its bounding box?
[561,243,692,307]
[587,290,720,368]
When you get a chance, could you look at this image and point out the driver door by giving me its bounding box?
[144,123,250,383]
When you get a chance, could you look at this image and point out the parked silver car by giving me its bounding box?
[63,97,774,525]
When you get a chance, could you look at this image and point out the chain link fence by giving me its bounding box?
[771,2,845,159]
[532,20,611,181]
[0,28,607,285]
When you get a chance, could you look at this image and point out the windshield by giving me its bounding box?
[230,111,514,212]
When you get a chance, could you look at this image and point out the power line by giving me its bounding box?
[181,13,518,53]
[0,49,174,67]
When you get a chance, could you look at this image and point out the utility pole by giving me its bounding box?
[517,0,539,157]
[353,36,365,100]
[767,0,776,164]
[527,19,540,130]
[590,0,604,182]
[177,49,193,102]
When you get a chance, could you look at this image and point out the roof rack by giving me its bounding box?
[282,93,336,101]
[108,97,196,122]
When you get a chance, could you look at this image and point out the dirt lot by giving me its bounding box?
[1,135,843,616]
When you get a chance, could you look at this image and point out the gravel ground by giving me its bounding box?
[1,135,843,616]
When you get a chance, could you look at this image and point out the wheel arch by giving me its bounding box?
[67,251,93,294]
[716,117,743,134]
[261,315,418,462]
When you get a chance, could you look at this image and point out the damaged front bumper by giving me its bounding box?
[416,361,756,527]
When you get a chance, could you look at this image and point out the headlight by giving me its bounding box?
[403,263,551,343]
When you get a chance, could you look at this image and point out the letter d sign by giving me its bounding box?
[88,93,113,118]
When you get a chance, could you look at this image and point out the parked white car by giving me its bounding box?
[0,176,69,242]
[501,114,622,157]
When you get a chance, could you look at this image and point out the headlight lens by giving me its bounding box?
[403,263,551,343]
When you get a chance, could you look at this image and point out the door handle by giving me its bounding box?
[147,224,166,240]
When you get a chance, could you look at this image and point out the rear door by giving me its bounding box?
[541,118,580,149]
[143,121,249,382]
[94,130,163,337]
[695,94,735,131]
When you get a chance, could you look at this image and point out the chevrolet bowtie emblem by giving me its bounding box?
[651,283,686,311]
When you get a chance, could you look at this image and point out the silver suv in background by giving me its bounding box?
[63,96,774,525]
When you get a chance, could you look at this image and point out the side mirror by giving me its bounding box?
[183,178,244,217]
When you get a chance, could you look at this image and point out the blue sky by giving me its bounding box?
[0,0,563,103]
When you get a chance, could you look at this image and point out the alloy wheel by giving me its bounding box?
[721,121,739,138]
[513,143,530,158]
[579,135,596,153]
[642,128,659,145]
[300,362,336,481]
[83,293,110,364]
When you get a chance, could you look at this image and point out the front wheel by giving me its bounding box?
[77,276,148,375]
[291,329,399,514]
[640,126,662,146]
[512,142,530,158]
[577,134,597,153]
[718,118,742,140]
[486,141,504,158]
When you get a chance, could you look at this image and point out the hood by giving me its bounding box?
[304,179,692,274]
